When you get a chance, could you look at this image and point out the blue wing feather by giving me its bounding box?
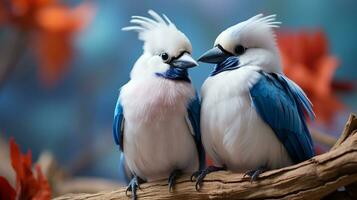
[250,72,315,164]
[113,89,133,183]
[113,89,124,151]
[276,75,315,120]
[187,92,206,170]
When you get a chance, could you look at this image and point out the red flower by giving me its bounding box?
[0,0,94,86]
[277,31,344,124]
[34,3,94,85]
[0,0,55,30]
[0,138,51,200]
[0,176,16,200]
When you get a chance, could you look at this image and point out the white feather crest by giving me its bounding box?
[122,10,177,40]
[243,13,281,42]
[247,13,282,28]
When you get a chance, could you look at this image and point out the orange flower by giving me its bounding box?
[0,0,54,30]
[277,31,343,124]
[0,0,94,86]
[34,3,94,85]
[0,138,51,200]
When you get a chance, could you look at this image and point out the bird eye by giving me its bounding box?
[234,45,246,55]
[160,52,170,62]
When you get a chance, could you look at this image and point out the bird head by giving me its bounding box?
[122,10,197,82]
[198,14,282,76]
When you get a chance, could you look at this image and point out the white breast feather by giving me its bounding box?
[120,77,198,181]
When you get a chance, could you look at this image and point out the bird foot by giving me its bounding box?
[190,166,226,191]
[125,176,144,200]
[168,169,182,192]
[243,166,267,182]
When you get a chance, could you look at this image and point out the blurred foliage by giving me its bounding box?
[0,138,51,200]
[278,31,347,124]
[0,0,94,85]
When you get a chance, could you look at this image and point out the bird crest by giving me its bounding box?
[216,13,282,51]
[122,10,191,55]
[122,10,177,43]
[244,14,281,38]
[240,14,280,43]
[247,14,281,28]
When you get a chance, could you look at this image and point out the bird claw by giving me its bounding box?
[125,176,143,200]
[194,171,206,191]
[168,169,181,193]
[192,166,226,191]
[243,167,267,182]
[190,170,202,181]
[125,187,131,198]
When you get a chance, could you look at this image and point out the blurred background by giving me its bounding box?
[0,0,356,197]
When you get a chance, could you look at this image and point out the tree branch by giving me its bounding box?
[54,114,357,200]
[331,114,357,150]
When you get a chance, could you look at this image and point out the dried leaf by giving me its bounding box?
[0,176,16,200]
[10,138,51,200]
[32,166,51,200]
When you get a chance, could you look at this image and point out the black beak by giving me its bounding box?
[198,46,232,64]
[170,52,198,69]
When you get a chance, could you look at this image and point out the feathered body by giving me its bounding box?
[114,10,204,184]
[120,78,198,181]
[201,66,292,171]
[200,14,314,172]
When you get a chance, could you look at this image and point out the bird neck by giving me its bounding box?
[210,56,240,76]
[155,67,191,83]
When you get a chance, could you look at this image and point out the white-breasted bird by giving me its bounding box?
[113,10,205,199]
[192,14,314,189]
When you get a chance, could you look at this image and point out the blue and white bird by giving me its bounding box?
[192,14,315,188]
[113,10,205,199]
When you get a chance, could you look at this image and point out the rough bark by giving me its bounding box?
[54,114,357,200]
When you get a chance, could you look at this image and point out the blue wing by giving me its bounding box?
[113,89,124,151]
[187,92,206,170]
[250,72,315,164]
[113,89,133,183]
